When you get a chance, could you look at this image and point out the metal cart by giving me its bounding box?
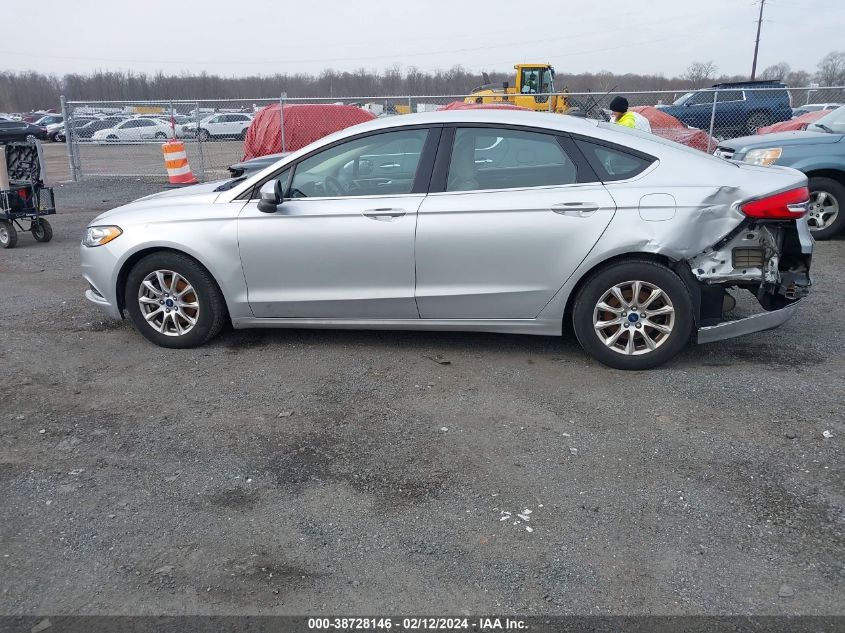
[0,142,56,249]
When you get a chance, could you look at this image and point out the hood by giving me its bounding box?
[719,130,844,150]
[91,181,226,223]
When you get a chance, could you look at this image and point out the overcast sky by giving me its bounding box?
[2,0,842,78]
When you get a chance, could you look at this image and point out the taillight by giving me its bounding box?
[740,186,809,219]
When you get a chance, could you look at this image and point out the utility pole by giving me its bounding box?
[750,0,766,80]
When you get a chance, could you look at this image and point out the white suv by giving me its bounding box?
[187,113,253,141]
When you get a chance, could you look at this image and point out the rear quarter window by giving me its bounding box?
[575,139,656,182]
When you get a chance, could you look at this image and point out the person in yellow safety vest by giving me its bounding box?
[608,96,636,128]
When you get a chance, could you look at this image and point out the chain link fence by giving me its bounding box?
[61,86,845,182]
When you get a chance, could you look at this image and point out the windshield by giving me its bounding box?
[672,92,694,106]
[807,105,845,133]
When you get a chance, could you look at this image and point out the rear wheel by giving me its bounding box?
[25,134,36,143]
[806,176,844,240]
[125,252,228,348]
[106,135,118,143]
[154,132,167,140]
[0,221,18,249]
[572,260,693,370]
[31,219,53,242]
[198,129,210,142]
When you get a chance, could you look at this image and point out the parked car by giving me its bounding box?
[0,120,48,142]
[181,113,252,141]
[792,103,841,117]
[714,104,845,239]
[22,112,52,123]
[757,110,828,135]
[629,106,718,152]
[51,116,103,142]
[80,110,812,369]
[73,117,130,140]
[33,114,63,127]
[91,118,173,143]
[656,80,793,136]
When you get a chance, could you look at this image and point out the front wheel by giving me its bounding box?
[197,129,210,142]
[154,132,167,140]
[125,252,228,348]
[806,176,844,240]
[25,134,37,143]
[572,260,693,370]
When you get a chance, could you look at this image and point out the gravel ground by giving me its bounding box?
[0,179,843,616]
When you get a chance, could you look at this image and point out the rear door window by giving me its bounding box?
[446,127,577,192]
[717,90,744,102]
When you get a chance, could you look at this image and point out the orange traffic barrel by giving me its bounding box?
[161,140,197,185]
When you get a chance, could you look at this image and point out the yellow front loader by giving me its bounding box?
[466,64,568,113]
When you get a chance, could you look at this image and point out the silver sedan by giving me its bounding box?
[80,110,813,369]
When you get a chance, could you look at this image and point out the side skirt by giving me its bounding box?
[230,317,562,336]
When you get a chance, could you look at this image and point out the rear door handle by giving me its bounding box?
[551,202,600,217]
[363,208,406,220]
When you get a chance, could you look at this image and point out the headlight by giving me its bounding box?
[744,148,782,166]
[82,225,122,247]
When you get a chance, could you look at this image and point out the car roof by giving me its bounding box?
[712,80,786,88]
[340,109,601,134]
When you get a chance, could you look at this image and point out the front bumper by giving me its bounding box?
[697,300,801,344]
[81,242,123,319]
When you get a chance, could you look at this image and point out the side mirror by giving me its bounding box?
[257,179,282,213]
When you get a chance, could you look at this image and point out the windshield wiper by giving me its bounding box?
[814,123,835,133]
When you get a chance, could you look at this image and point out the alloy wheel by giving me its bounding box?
[137,270,200,336]
[807,190,840,232]
[592,280,676,356]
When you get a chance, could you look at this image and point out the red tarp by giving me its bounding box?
[243,104,376,160]
[631,106,718,152]
[438,101,531,111]
[758,110,826,134]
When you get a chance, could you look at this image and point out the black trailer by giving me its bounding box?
[0,142,56,249]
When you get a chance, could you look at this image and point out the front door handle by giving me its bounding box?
[363,208,406,220]
[551,202,600,217]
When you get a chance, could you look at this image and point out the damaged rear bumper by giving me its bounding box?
[686,218,812,345]
[696,300,801,344]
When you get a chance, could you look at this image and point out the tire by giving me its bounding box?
[0,221,18,249]
[25,134,36,143]
[106,135,118,143]
[154,132,167,140]
[745,111,772,134]
[125,252,228,348]
[572,260,694,370]
[239,128,248,140]
[198,129,210,142]
[31,219,53,243]
[806,176,845,240]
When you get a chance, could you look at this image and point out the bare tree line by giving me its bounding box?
[1,51,843,112]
